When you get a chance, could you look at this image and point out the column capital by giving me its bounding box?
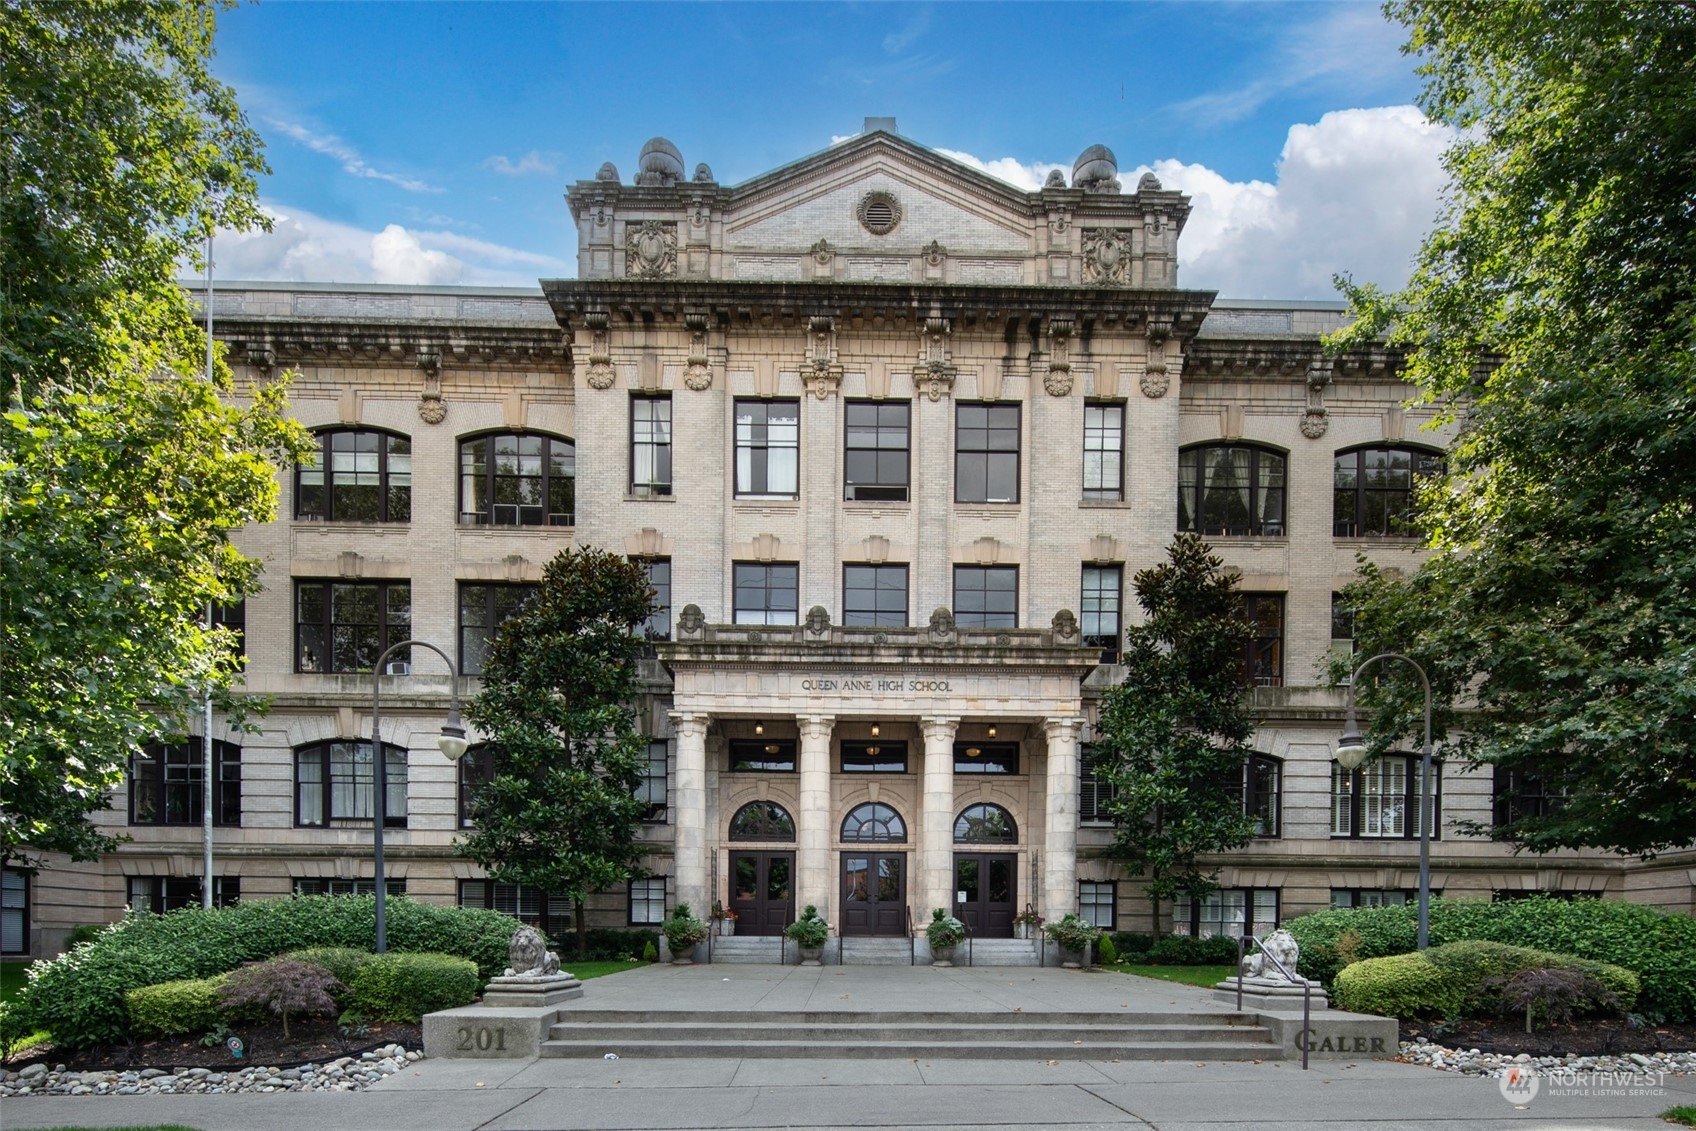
[796,714,835,742]
[919,716,960,742]
[668,710,710,739]
[1043,716,1086,743]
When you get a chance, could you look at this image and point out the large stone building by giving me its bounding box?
[8,122,1691,959]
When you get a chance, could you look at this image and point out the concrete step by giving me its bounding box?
[540,1037,1279,1060]
[951,938,1040,966]
[549,1021,1269,1044]
[840,938,917,966]
[708,937,786,963]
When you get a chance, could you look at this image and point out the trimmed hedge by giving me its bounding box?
[1283,897,1695,1020]
[571,928,661,962]
[1334,953,1461,1018]
[349,952,479,1022]
[1333,941,1639,1020]
[124,974,229,1038]
[22,895,521,1048]
[1144,934,1242,966]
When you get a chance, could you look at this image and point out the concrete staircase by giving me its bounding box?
[952,938,1040,966]
[540,1007,1279,1060]
[708,936,786,964]
[839,937,916,966]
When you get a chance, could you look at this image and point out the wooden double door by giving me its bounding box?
[729,851,794,936]
[840,852,907,936]
[954,853,1017,938]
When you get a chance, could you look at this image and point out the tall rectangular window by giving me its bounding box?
[1332,757,1442,839]
[295,741,408,827]
[296,581,410,674]
[843,563,908,627]
[956,403,1021,503]
[1080,565,1122,663]
[637,558,672,640]
[735,399,799,497]
[1492,765,1567,827]
[1079,881,1117,929]
[1079,746,1117,824]
[1,869,29,955]
[844,401,910,501]
[638,739,668,822]
[457,583,537,676]
[212,600,246,658]
[1174,888,1278,938]
[629,877,667,925]
[1082,403,1124,501]
[458,880,570,940]
[130,739,241,827]
[631,395,673,496]
[953,565,1017,628]
[1242,593,1283,687]
[733,562,798,625]
[459,745,494,829]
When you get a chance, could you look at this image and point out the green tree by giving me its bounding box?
[1,1,306,867]
[1327,2,1696,856]
[456,547,658,958]
[1098,535,1260,935]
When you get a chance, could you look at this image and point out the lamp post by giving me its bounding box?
[1336,651,1434,951]
[371,639,470,953]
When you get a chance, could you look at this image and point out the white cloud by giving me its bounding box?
[484,150,560,177]
[267,118,442,194]
[934,149,1065,192]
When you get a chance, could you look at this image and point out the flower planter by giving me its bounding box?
[930,944,956,967]
[1014,922,1031,940]
[798,944,824,966]
[716,919,736,937]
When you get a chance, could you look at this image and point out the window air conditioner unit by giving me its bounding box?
[385,661,410,676]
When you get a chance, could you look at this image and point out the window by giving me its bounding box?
[1081,565,1122,663]
[295,740,408,828]
[1079,746,1117,824]
[630,395,673,495]
[733,561,798,625]
[629,878,668,925]
[1331,592,1356,651]
[1331,756,1442,839]
[841,741,908,773]
[296,429,411,522]
[954,741,1019,775]
[844,401,910,501]
[1,869,28,955]
[1493,765,1567,827]
[1079,881,1117,929]
[459,432,575,526]
[458,880,570,939]
[1241,754,1282,837]
[212,600,246,658]
[1331,889,1412,910]
[458,745,494,829]
[956,403,1020,503]
[841,802,906,843]
[729,801,796,841]
[457,583,537,675]
[1177,444,1286,536]
[127,876,239,913]
[293,878,405,897]
[1174,888,1278,938]
[638,740,668,822]
[734,399,799,496]
[1082,403,1124,501]
[130,738,241,827]
[953,565,1017,629]
[637,558,672,640]
[1333,446,1443,537]
[295,581,410,674]
[843,564,908,627]
[954,803,1017,844]
[728,739,796,773]
[1242,593,1283,687]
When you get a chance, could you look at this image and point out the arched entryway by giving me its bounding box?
[954,803,1017,938]
[840,802,907,936]
[728,801,795,935]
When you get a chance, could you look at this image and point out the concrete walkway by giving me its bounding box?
[4,965,1691,1130]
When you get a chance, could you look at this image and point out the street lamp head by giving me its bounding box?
[1335,699,1369,771]
[437,711,470,761]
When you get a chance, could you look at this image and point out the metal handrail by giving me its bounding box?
[906,904,915,966]
[953,903,975,967]
[1236,934,1311,1071]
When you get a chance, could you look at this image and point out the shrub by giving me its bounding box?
[1423,940,1637,1016]
[282,946,374,1001]
[66,924,107,949]
[926,908,965,949]
[784,905,830,949]
[1096,934,1119,964]
[1281,906,1419,986]
[348,952,479,1023]
[218,959,342,1038]
[1111,932,1154,956]
[1334,953,1462,1018]
[1145,934,1241,966]
[1492,967,1621,1032]
[125,974,229,1038]
[641,940,658,963]
[1334,941,1640,1021]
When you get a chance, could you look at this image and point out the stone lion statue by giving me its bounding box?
[503,925,561,978]
[1239,928,1302,983]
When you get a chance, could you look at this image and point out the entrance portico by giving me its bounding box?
[659,608,1098,935]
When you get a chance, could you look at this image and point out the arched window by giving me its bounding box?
[729,801,796,841]
[953,803,1017,844]
[458,432,575,526]
[841,802,906,843]
[1177,444,1286,536]
[296,428,411,522]
[294,740,408,828]
[1333,446,1444,537]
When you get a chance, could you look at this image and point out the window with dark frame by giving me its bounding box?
[127,876,240,913]
[844,401,910,501]
[841,802,907,842]
[1333,446,1443,537]
[1177,444,1287,536]
[953,803,1017,844]
[1079,881,1117,929]
[843,563,908,627]
[1492,765,1567,827]
[1081,565,1122,663]
[294,740,409,828]
[638,739,668,822]
[295,581,410,674]
[458,432,575,526]
[729,801,797,840]
[295,429,411,522]
[1331,593,1356,650]
[457,880,571,939]
[457,745,494,829]
[457,582,537,676]
[953,741,1019,775]
[1241,754,1282,837]
[293,878,405,897]
[1,869,29,955]
[841,741,909,773]
[637,558,672,640]
[956,403,1021,503]
[212,600,246,658]
[1082,403,1125,501]
[953,565,1017,628]
[728,739,797,773]
[130,739,241,827]
[629,877,668,925]
[1331,756,1443,839]
[1242,593,1284,687]
[1330,889,1413,910]
[733,561,798,625]
[1174,888,1278,938]
[630,395,673,496]
[1079,746,1118,823]
[734,399,800,497]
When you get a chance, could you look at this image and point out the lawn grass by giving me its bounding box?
[26,1127,200,1131]
[563,959,645,979]
[1662,1107,1696,1128]
[1110,963,1237,988]
[1,959,31,1003]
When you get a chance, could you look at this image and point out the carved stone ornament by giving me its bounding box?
[913,317,957,401]
[1140,361,1170,399]
[803,315,843,399]
[1300,407,1331,439]
[1044,318,1074,397]
[684,312,713,391]
[583,312,615,390]
[810,238,834,266]
[625,220,678,279]
[922,239,946,268]
[1301,356,1334,439]
[1043,370,1074,397]
[856,190,901,236]
[677,603,706,640]
[1081,228,1133,286]
[416,349,446,424]
[927,606,958,646]
[504,925,561,979]
[804,605,832,641]
[245,343,276,374]
[1051,609,1080,644]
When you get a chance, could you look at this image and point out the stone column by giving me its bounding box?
[1042,716,1084,921]
[920,716,960,919]
[796,714,835,923]
[670,711,710,915]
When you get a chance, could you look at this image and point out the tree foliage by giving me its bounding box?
[1327,2,1696,855]
[455,547,657,958]
[0,0,307,866]
[1097,535,1260,932]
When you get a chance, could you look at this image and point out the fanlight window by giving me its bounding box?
[841,802,906,843]
[953,803,1017,844]
[729,801,796,842]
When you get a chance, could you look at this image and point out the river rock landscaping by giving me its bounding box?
[0,1040,422,1097]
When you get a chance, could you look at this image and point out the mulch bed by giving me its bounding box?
[1401,1016,1696,1056]
[5,1017,423,1073]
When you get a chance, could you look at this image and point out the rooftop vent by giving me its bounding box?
[863,116,898,135]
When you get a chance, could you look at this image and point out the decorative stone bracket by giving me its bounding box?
[913,317,956,401]
[417,348,446,424]
[1044,318,1075,397]
[583,312,614,390]
[802,315,843,399]
[684,313,713,391]
[1302,356,1334,439]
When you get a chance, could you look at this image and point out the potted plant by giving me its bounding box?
[925,908,966,966]
[1043,913,1099,968]
[1012,908,1044,941]
[710,901,738,936]
[784,904,831,965]
[662,902,710,963]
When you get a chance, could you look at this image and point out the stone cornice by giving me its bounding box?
[212,317,569,372]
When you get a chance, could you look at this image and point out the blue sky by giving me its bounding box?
[208,1,1453,299]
